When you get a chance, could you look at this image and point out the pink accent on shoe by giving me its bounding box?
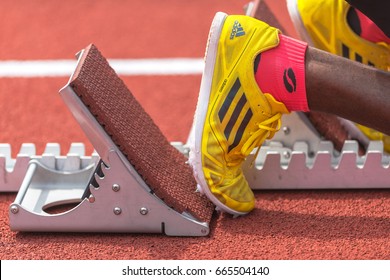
[255,34,308,112]
[356,9,390,44]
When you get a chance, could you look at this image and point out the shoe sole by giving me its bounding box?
[286,0,370,150]
[189,12,248,216]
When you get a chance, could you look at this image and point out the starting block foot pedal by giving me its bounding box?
[9,44,214,236]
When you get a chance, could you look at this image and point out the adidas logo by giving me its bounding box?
[230,20,245,40]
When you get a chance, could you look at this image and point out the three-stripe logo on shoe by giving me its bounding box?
[342,43,375,67]
[230,20,246,40]
[218,78,253,152]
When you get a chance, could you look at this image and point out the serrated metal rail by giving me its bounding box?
[2,140,390,193]
[179,139,390,190]
[0,143,99,192]
[245,140,390,189]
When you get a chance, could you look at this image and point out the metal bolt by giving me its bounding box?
[140,207,149,215]
[88,195,95,203]
[201,228,208,235]
[112,184,120,192]
[183,147,190,157]
[10,205,19,214]
[113,207,122,215]
[282,126,290,135]
[283,151,291,159]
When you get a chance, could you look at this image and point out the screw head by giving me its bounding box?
[113,207,122,215]
[183,147,190,156]
[10,205,19,214]
[112,184,120,192]
[282,126,290,135]
[140,207,148,215]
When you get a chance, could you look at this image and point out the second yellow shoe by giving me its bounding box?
[189,12,289,215]
[287,0,390,152]
[287,0,389,70]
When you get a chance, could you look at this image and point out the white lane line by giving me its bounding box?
[0,58,204,77]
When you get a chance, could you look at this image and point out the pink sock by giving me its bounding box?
[356,9,390,44]
[254,34,309,112]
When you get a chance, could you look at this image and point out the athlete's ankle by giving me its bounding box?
[254,34,309,112]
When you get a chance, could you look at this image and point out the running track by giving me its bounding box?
[1,0,390,260]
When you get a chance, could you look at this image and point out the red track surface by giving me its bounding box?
[1,0,390,260]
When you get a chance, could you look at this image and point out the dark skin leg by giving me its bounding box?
[306,47,390,135]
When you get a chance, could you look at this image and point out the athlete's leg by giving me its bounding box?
[306,47,390,135]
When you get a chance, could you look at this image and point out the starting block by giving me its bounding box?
[8,45,214,236]
[2,0,390,236]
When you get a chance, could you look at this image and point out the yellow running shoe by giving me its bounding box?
[189,12,289,215]
[287,0,390,152]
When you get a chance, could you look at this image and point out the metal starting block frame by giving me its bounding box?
[6,50,210,236]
